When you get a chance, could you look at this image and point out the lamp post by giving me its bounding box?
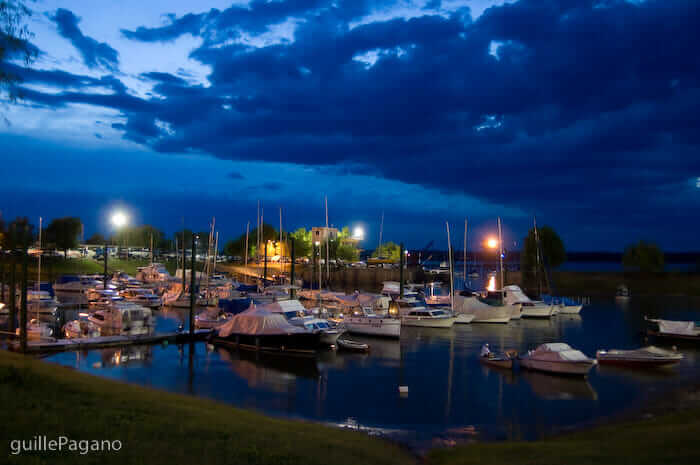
[111,211,129,262]
[314,241,321,290]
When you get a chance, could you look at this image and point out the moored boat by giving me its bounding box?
[453,291,511,324]
[503,285,553,318]
[343,307,401,338]
[519,343,596,376]
[401,308,455,328]
[596,346,683,367]
[646,317,700,341]
[213,305,321,354]
[337,338,370,352]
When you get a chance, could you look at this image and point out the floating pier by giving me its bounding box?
[8,329,212,354]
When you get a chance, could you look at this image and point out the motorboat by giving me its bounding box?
[195,309,234,329]
[401,308,455,328]
[343,307,401,338]
[453,290,511,324]
[426,262,450,275]
[135,263,172,283]
[596,346,683,367]
[455,313,475,324]
[420,282,451,306]
[485,291,522,320]
[63,319,101,338]
[503,285,553,318]
[615,284,631,300]
[519,343,596,376]
[646,318,700,341]
[543,295,583,315]
[88,302,153,335]
[120,288,162,308]
[265,300,344,345]
[337,338,369,352]
[213,305,321,354]
[16,318,54,340]
[54,275,104,294]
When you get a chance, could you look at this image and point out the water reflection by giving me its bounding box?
[43,296,700,444]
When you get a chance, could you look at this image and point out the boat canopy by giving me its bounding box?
[537,343,590,361]
[217,305,308,337]
[541,343,573,352]
[334,292,380,308]
[657,319,700,336]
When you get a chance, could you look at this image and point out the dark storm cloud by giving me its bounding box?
[51,9,120,71]
[16,0,700,242]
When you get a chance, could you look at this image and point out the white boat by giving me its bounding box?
[503,285,553,318]
[596,346,683,368]
[16,318,53,340]
[195,310,233,329]
[615,284,631,300]
[264,300,344,345]
[455,313,475,324]
[136,263,172,283]
[556,303,583,314]
[426,262,450,275]
[63,319,101,338]
[344,307,401,338]
[453,292,511,324]
[88,302,153,335]
[401,308,455,328]
[646,318,700,341]
[120,288,162,308]
[54,275,103,294]
[519,343,596,376]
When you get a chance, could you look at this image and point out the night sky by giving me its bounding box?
[1,0,698,251]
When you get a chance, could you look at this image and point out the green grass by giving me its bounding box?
[429,406,700,465]
[5,257,181,282]
[1,350,699,464]
[0,350,414,465]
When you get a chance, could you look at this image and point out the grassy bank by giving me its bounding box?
[429,404,700,465]
[1,350,699,464]
[0,350,413,465]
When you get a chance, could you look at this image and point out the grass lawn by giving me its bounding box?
[2,257,180,282]
[0,350,414,465]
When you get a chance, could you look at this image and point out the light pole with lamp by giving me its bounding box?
[108,211,129,289]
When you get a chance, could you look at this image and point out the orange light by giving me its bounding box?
[487,276,496,291]
[486,237,498,249]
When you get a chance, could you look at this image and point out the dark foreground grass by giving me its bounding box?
[0,350,414,465]
[2,350,700,465]
[429,405,700,465]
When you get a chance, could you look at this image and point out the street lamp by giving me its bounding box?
[111,210,129,260]
[352,226,365,241]
[486,237,498,249]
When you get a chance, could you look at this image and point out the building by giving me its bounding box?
[311,227,338,244]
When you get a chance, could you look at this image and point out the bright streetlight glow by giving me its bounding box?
[111,211,128,228]
[352,226,365,240]
[486,237,499,249]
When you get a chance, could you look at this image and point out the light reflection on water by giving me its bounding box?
[44,296,700,445]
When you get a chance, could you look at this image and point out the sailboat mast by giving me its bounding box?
[37,217,42,292]
[446,221,454,311]
[325,196,329,281]
[378,211,384,253]
[463,218,467,288]
[256,201,260,262]
[245,221,249,268]
[534,216,541,297]
[498,217,504,301]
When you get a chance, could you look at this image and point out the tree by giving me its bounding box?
[623,241,664,272]
[290,227,311,258]
[1,1,37,104]
[373,242,400,262]
[46,217,82,258]
[4,216,34,250]
[86,233,106,245]
[336,243,359,261]
[521,225,566,271]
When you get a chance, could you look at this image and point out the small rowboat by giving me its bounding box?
[480,349,517,369]
[337,338,370,353]
[596,346,683,368]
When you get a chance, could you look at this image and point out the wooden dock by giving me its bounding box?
[8,329,212,354]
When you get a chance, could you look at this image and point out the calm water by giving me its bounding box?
[44,296,700,446]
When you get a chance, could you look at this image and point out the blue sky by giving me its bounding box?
[1,0,699,251]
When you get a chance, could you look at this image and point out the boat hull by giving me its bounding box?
[212,332,321,355]
[480,356,513,369]
[344,317,401,338]
[455,313,475,324]
[401,316,455,328]
[596,357,681,367]
[521,304,554,318]
[509,305,522,320]
[558,304,583,315]
[520,358,595,376]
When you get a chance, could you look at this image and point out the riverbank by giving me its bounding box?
[0,349,412,465]
[2,349,700,464]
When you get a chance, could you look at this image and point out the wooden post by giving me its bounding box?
[189,235,196,337]
[8,253,16,333]
[290,240,295,299]
[399,242,404,298]
[20,249,28,352]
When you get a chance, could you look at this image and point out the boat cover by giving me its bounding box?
[541,343,573,352]
[658,320,700,336]
[536,343,590,361]
[217,305,308,337]
[334,292,380,308]
[504,285,535,303]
